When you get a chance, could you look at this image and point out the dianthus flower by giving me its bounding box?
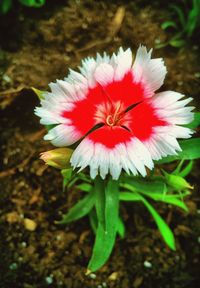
[35,46,194,179]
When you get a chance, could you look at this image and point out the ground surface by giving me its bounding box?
[0,0,200,287]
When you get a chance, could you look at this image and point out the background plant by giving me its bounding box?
[158,0,200,48]
[0,0,45,14]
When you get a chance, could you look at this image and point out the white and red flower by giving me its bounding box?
[35,46,194,179]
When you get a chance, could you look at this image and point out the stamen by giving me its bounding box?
[106,115,114,126]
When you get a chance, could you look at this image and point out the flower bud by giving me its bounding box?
[163,171,193,191]
[40,148,73,169]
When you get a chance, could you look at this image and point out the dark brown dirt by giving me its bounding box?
[0,1,200,287]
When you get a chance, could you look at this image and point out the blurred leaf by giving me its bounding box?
[156,138,200,164]
[161,21,177,30]
[136,193,176,250]
[0,0,12,14]
[169,38,186,47]
[57,190,95,224]
[170,4,186,27]
[19,0,45,7]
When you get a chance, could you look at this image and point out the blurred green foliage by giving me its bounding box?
[0,0,45,14]
[158,0,200,48]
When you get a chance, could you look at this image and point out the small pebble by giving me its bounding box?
[154,38,161,44]
[194,72,200,78]
[143,260,152,268]
[197,236,200,244]
[2,74,12,83]
[21,241,27,247]
[108,271,118,281]
[9,262,18,270]
[45,276,53,285]
[88,273,96,279]
[24,218,37,231]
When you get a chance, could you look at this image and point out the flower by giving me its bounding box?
[35,46,194,180]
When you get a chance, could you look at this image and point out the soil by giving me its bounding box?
[0,0,200,287]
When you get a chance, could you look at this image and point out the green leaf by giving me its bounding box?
[169,38,186,47]
[161,21,177,30]
[121,176,166,195]
[94,176,106,228]
[88,179,119,272]
[117,217,125,239]
[89,209,98,234]
[119,191,141,201]
[0,0,12,14]
[178,161,193,177]
[31,87,47,99]
[61,168,73,188]
[76,183,93,192]
[156,138,200,164]
[184,112,200,129]
[136,193,176,250]
[170,4,186,28]
[141,190,189,212]
[57,190,95,224]
[159,196,188,212]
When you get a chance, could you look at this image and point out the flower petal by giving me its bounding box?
[70,126,153,179]
[132,45,167,96]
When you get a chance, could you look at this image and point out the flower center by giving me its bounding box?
[95,101,130,128]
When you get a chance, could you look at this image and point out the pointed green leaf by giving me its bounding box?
[31,87,47,99]
[136,193,176,250]
[121,176,166,195]
[161,21,177,30]
[57,191,95,224]
[178,161,193,177]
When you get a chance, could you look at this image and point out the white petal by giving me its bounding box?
[94,63,114,86]
[132,45,167,95]
[113,47,133,80]
[34,107,68,125]
[44,124,81,147]
[153,91,185,108]
[152,91,194,126]
[79,57,97,87]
